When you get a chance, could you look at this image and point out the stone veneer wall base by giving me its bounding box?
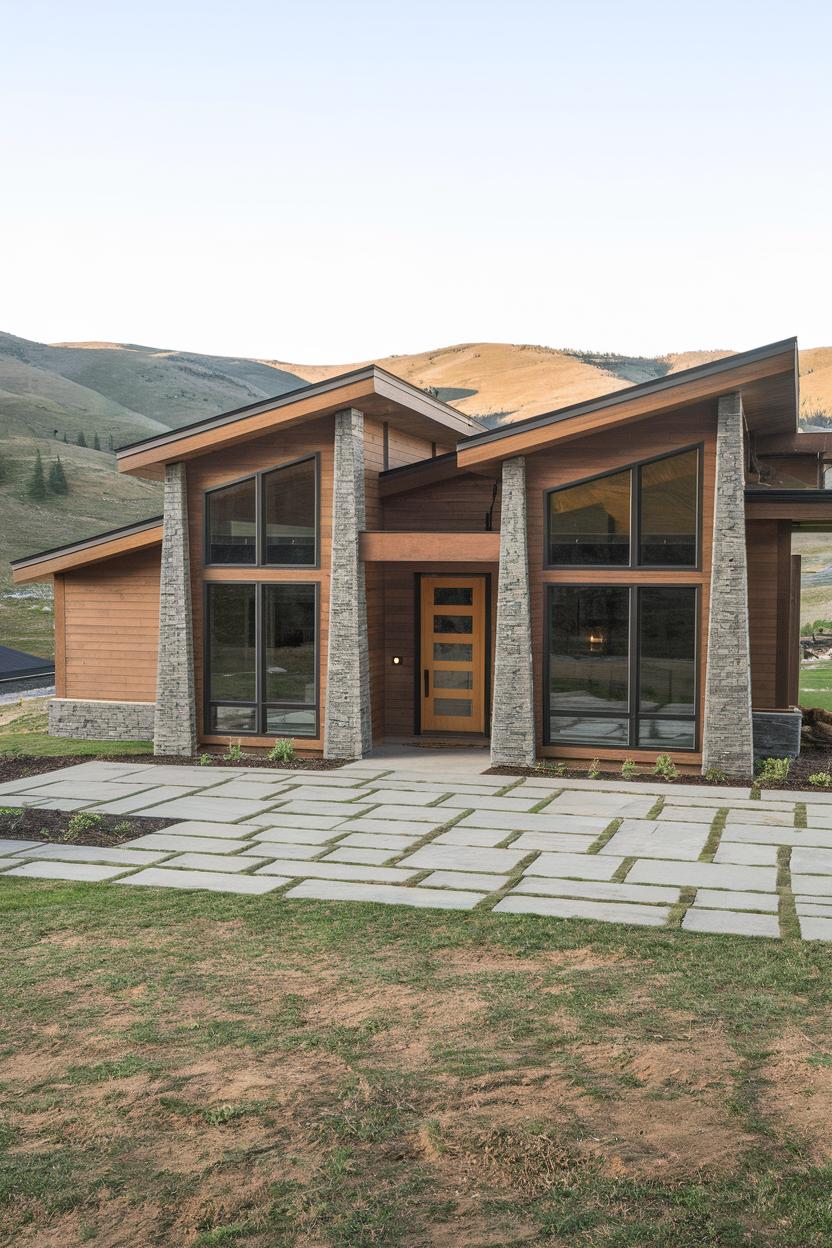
[701,392,755,777]
[153,462,198,756]
[49,698,156,741]
[490,456,536,767]
[323,408,372,760]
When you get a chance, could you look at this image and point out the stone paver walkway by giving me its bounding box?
[2,758,832,941]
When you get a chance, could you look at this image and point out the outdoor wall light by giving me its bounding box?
[391,656,402,665]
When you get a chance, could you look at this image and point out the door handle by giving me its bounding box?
[423,669,429,697]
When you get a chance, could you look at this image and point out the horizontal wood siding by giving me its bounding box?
[63,547,160,702]
[526,405,717,758]
[382,474,502,532]
[187,416,333,750]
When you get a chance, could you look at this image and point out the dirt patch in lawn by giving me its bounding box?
[437,944,636,976]
[0,805,175,846]
[762,1025,832,1161]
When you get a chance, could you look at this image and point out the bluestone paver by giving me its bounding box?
[281,786,374,803]
[795,900,832,916]
[23,780,156,802]
[437,793,540,813]
[682,908,780,938]
[92,787,204,814]
[343,817,445,837]
[21,844,166,867]
[495,894,671,927]
[543,793,656,818]
[250,827,341,845]
[275,800,374,819]
[513,876,678,904]
[433,827,513,848]
[323,847,397,865]
[724,808,796,827]
[285,878,484,910]
[5,860,131,883]
[240,843,322,859]
[0,839,56,854]
[509,831,597,854]
[251,813,346,831]
[723,826,832,848]
[357,788,446,806]
[522,852,623,880]
[163,852,270,872]
[116,867,286,894]
[139,796,278,822]
[459,810,610,836]
[361,804,452,824]
[421,870,509,891]
[255,860,419,883]
[791,847,832,875]
[628,859,778,891]
[336,832,422,850]
[161,820,262,840]
[398,844,528,874]
[191,780,295,801]
[798,916,832,941]
[693,888,779,912]
[714,842,779,866]
[122,833,243,854]
[791,874,832,897]
[600,820,709,861]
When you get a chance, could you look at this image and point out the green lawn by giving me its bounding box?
[0,699,151,757]
[800,659,832,712]
[1,881,831,1246]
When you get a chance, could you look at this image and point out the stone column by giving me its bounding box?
[153,462,197,756]
[490,456,536,767]
[701,392,754,777]
[324,409,372,759]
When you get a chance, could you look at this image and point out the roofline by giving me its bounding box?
[746,488,832,503]
[10,515,163,571]
[378,450,458,482]
[457,337,799,451]
[115,364,485,459]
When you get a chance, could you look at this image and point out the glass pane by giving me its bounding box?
[434,614,473,634]
[434,670,473,690]
[637,718,695,749]
[210,705,256,733]
[264,584,316,704]
[549,715,629,745]
[208,584,256,701]
[639,450,698,565]
[434,587,473,605]
[434,698,472,717]
[639,587,696,716]
[548,469,630,565]
[434,642,472,662]
[265,706,316,737]
[263,459,316,564]
[207,479,256,564]
[548,586,629,713]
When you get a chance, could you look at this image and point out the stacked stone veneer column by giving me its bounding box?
[153,461,198,756]
[490,456,536,767]
[324,408,372,760]
[701,392,754,778]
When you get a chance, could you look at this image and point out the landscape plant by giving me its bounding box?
[197,752,215,766]
[223,741,245,762]
[756,756,791,786]
[808,771,832,788]
[62,811,104,843]
[587,758,601,779]
[704,767,729,784]
[652,753,677,781]
[268,738,296,763]
[620,758,638,779]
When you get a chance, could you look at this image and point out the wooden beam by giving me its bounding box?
[360,531,500,562]
[12,526,163,583]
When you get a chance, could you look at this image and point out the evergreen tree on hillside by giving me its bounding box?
[93,432,101,451]
[48,456,68,495]
[62,432,68,443]
[77,431,87,448]
[108,433,114,452]
[27,450,47,500]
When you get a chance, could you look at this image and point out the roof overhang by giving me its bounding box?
[11,516,163,583]
[117,365,485,479]
[378,450,499,498]
[745,489,832,523]
[456,338,799,469]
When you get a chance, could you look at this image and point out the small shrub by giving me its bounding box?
[112,821,133,836]
[224,741,245,762]
[704,767,728,784]
[620,758,639,780]
[63,811,104,843]
[587,758,601,780]
[198,752,215,766]
[809,771,832,788]
[268,738,296,764]
[756,756,791,786]
[535,761,566,778]
[652,753,677,781]
[0,806,23,817]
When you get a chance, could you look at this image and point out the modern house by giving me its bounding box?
[10,337,832,774]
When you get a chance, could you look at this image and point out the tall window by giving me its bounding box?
[546,448,699,568]
[206,583,318,736]
[205,455,318,567]
[546,584,697,749]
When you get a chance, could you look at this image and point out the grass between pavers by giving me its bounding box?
[2,883,832,1246]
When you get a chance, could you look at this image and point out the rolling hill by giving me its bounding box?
[2,330,831,657]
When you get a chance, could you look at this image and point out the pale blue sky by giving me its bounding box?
[2,0,830,361]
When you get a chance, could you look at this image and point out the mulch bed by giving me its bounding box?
[0,807,176,848]
[0,752,348,787]
[488,745,832,790]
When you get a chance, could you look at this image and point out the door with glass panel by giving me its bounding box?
[420,577,486,733]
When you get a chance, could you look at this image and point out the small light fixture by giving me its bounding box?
[588,629,607,654]
[391,655,402,666]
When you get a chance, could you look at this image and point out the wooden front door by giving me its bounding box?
[419,576,486,734]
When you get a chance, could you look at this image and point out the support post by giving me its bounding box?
[701,392,754,777]
[490,456,536,767]
[324,409,372,759]
[153,462,197,756]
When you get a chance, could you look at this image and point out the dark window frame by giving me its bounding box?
[204,580,320,738]
[543,444,703,571]
[543,582,700,752]
[204,453,320,570]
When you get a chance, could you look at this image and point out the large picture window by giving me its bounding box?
[205,455,319,568]
[545,584,698,750]
[546,447,699,568]
[206,582,318,736]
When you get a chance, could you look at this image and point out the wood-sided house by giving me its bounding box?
[11,338,832,774]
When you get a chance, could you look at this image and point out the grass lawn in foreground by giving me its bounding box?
[0,699,150,757]
[1,881,832,1246]
[800,659,832,713]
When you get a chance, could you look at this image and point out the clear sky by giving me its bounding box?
[2,0,830,362]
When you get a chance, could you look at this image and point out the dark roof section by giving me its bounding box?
[378,450,457,482]
[457,338,799,450]
[0,645,55,681]
[746,489,832,502]
[115,364,485,456]
[10,515,163,571]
